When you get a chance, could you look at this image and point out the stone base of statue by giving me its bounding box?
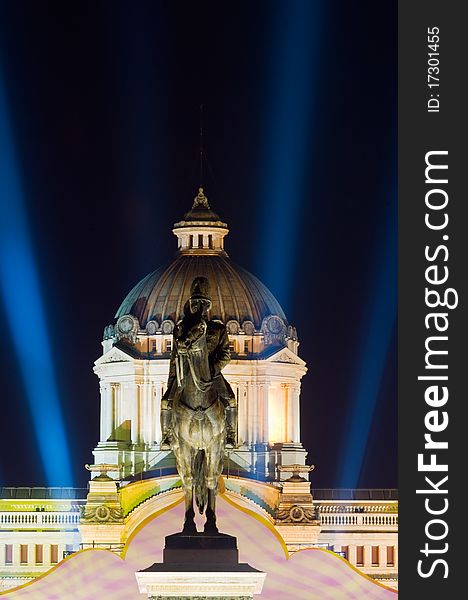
[135,532,265,599]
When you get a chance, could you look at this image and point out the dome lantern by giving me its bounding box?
[115,186,288,330]
[172,187,229,255]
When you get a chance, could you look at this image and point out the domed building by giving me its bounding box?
[93,188,307,480]
[0,188,398,593]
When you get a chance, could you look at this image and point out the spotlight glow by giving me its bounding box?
[337,194,397,488]
[0,70,73,486]
[257,1,324,311]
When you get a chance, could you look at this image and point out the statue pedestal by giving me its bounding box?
[135,532,265,599]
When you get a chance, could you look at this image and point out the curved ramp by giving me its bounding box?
[2,495,397,599]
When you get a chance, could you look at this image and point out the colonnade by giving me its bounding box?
[98,373,302,449]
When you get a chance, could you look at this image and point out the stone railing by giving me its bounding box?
[0,511,80,529]
[316,503,398,513]
[319,513,398,527]
[79,542,125,552]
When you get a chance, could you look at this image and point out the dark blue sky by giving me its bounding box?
[0,1,396,489]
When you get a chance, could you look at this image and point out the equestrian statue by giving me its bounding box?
[160,277,237,534]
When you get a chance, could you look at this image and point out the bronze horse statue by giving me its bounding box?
[161,277,237,534]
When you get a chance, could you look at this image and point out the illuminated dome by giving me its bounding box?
[95,187,305,486]
[115,188,286,330]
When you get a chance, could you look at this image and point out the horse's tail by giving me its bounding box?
[194,449,207,515]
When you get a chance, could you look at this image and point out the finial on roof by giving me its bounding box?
[192,187,210,210]
[199,103,204,187]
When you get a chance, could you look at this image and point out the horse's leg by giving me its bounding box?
[176,438,197,535]
[204,438,223,534]
[182,484,196,535]
[204,488,218,534]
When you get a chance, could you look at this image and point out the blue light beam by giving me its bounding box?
[0,71,73,486]
[257,1,324,312]
[337,194,397,488]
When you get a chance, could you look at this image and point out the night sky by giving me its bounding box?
[0,1,396,490]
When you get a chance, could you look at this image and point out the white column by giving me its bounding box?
[131,384,139,444]
[238,382,247,445]
[114,384,121,432]
[150,382,157,445]
[139,382,147,444]
[283,385,289,442]
[246,383,253,446]
[100,382,105,441]
[43,543,51,568]
[286,385,293,443]
[13,544,20,566]
[348,545,357,565]
[156,335,163,354]
[378,545,386,568]
[262,383,269,444]
[257,383,263,442]
[0,543,5,567]
[363,545,372,567]
[291,385,300,443]
[154,382,162,443]
[230,381,238,438]
[107,384,114,440]
[140,383,153,444]
[146,383,152,445]
[252,384,258,445]
[145,382,152,445]
[58,544,66,563]
[244,382,249,446]
[100,383,114,442]
[28,543,35,567]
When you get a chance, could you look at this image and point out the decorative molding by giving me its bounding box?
[146,320,159,335]
[241,320,255,336]
[275,504,319,524]
[226,319,240,334]
[80,503,123,523]
[161,319,174,335]
[94,346,134,366]
[115,314,139,343]
[265,346,306,366]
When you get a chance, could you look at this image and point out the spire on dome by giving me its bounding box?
[199,103,205,188]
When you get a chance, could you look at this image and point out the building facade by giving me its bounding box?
[94,187,307,481]
[0,189,398,592]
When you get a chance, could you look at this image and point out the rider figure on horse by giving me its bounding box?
[160,276,238,450]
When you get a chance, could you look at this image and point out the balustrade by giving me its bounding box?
[0,512,80,528]
[319,513,398,527]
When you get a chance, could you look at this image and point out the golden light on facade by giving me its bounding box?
[268,385,284,444]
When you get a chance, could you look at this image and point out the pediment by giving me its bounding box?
[94,346,135,366]
[265,347,306,367]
